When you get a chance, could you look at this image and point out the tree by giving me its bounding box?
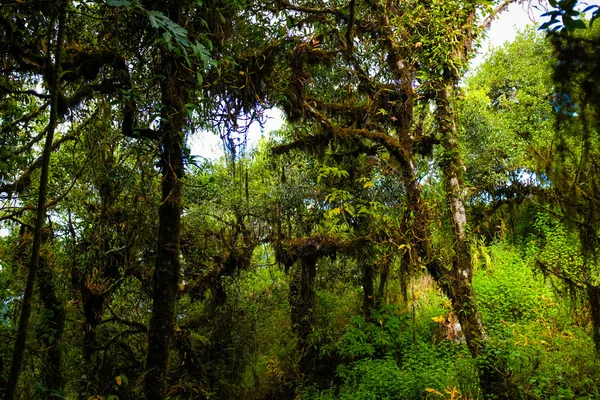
[544,21,600,356]
[3,2,67,398]
[267,0,519,395]
[465,22,600,357]
[460,27,554,239]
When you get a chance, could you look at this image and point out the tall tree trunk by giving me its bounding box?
[143,8,189,397]
[376,260,390,308]
[37,254,66,392]
[400,157,445,286]
[397,205,415,305]
[436,83,502,396]
[4,3,66,398]
[588,284,600,357]
[0,356,5,393]
[386,40,499,393]
[362,260,375,320]
[289,257,317,377]
[79,286,105,398]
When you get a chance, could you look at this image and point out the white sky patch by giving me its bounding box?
[480,2,546,53]
[188,107,285,161]
[472,0,600,69]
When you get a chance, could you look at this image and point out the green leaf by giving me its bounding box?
[562,14,585,31]
[147,10,160,28]
[570,18,587,29]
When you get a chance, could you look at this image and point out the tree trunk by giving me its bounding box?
[143,11,189,397]
[37,254,66,392]
[289,257,317,377]
[362,261,375,320]
[436,83,502,396]
[0,355,5,393]
[4,3,66,398]
[400,157,447,288]
[384,57,496,391]
[588,284,600,357]
[397,213,413,305]
[376,261,390,308]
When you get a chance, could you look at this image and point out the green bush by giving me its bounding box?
[472,242,600,398]
[337,357,404,400]
[302,303,478,400]
[474,244,551,327]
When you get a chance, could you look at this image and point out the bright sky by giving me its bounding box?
[472,1,546,68]
[474,0,600,66]
[187,108,285,162]
[190,1,600,161]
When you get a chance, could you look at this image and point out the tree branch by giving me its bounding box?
[480,0,519,31]
[0,112,95,196]
[278,0,346,18]
[1,88,50,99]
[346,0,356,50]
[1,104,49,135]
[304,103,408,164]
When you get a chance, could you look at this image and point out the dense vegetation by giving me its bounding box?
[1,0,600,398]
